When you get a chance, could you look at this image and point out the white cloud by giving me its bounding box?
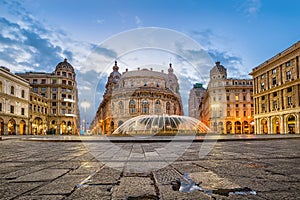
[135,16,143,27]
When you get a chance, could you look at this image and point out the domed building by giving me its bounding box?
[91,61,183,134]
[17,58,80,135]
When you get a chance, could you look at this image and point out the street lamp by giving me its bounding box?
[80,99,90,134]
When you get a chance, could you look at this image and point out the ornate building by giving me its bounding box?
[199,62,254,134]
[90,61,183,134]
[0,66,30,135]
[17,59,80,135]
[188,83,206,119]
[250,41,300,134]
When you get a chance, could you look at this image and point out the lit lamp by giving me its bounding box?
[80,99,91,134]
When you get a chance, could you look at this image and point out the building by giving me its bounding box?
[90,61,183,134]
[17,59,80,135]
[188,83,206,119]
[250,41,300,134]
[199,62,254,134]
[0,66,30,135]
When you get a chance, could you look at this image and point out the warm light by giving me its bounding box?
[80,99,91,111]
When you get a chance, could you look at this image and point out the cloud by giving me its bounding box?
[236,0,261,17]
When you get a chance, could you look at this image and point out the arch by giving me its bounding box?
[242,121,249,134]
[261,118,268,134]
[67,121,72,134]
[61,121,67,134]
[0,117,4,135]
[226,121,232,134]
[32,117,43,135]
[19,120,26,135]
[49,120,57,134]
[155,100,162,114]
[8,119,16,135]
[272,117,280,134]
[142,100,149,114]
[129,100,136,114]
[287,115,296,134]
[235,121,241,134]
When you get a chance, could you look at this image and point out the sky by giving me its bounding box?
[1,0,300,124]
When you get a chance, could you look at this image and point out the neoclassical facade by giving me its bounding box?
[0,66,30,135]
[17,59,80,135]
[188,83,206,119]
[90,61,183,134]
[250,41,300,134]
[199,62,254,134]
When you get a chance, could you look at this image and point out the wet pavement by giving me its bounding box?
[0,136,299,199]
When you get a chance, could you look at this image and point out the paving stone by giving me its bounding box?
[14,195,65,200]
[11,169,69,182]
[67,185,112,199]
[0,182,42,199]
[112,177,156,199]
[157,185,211,200]
[153,168,181,184]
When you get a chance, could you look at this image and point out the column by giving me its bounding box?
[280,115,284,134]
[267,117,272,134]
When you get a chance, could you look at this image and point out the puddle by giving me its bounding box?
[173,173,256,197]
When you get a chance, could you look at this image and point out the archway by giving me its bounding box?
[249,120,254,134]
[49,120,57,134]
[8,119,16,135]
[235,121,241,134]
[272,118,280,134]
[61,121,66,134]
[32,117,43,135]
[67,121,72,134]
[0,118,4,135]
[19,120,26,135]
[242,121,249,134]
[261,119,268,134]
[287,115,296,134]
[226,121,232,134]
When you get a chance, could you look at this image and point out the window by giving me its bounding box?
[262,96,265,100]
[142,100,149,114]
[62,102,66,106]
[235,95,239,101]
[41,79,46,84]
[37,106,40,112]
[62,94,66,99]
[272,77,277,85]
[227,104,230,107]
[10,105,14,114]
[62,80,66,85]
[261,74,265,79]
[68,81,72,86]
[287,87,292,93]
[10,86,14,95]
[34,105,36,111]
[236,111,239,117]
[287,96,292,105]
[227,111,230,117]
[45,108,47,114]
[21,90,25,98]
[262,104,266,112]
[251,104,254,107]
[52,102,57,106]
[243,96,246,101]
[166,102,171,114]
[33,79,38,84]
[236,104,239,108]
[261,82,265,90]
[0,103,2,111]
[52,94,57,99]
[273,92,277,97]
[62,109,66,114]
[52,109,56,114]
[286,61,291,67]
[144,81,147,86]
[218,96,222,101]
[129,100,136,114]
[286,71,291,80]
[273,100,278,109]
[62,88,66,92]
[68,73,72,78]
[272,68,276,74]
[56,72,60,76]
[52,79,57,84]
[0,81,2,92]
[155,100,161,114]
[41,87,46,92]
[62,72,67,77]
[243,104,246,107]
[243,111,246,117]
[52,87,57,92]
[226,89,230,92]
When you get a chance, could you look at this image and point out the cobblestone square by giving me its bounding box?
[0,136,299,199]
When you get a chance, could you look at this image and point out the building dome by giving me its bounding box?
[55,58,74,73]
[210,61,227,79]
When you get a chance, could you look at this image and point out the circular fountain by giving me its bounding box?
[112,115,211,135]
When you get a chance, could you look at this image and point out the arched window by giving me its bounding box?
[142,100,149,114]
[166,102,171,115]
[10,86,14,95]
[129,100,136,114]
[155,100,161,114]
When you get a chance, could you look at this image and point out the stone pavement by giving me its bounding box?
[0,136,299,199]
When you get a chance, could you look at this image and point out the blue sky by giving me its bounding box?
[1,0,300,122]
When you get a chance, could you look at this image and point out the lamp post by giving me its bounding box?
[80,99,90,134]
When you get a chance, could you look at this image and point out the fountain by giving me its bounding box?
[112,115,211,135]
